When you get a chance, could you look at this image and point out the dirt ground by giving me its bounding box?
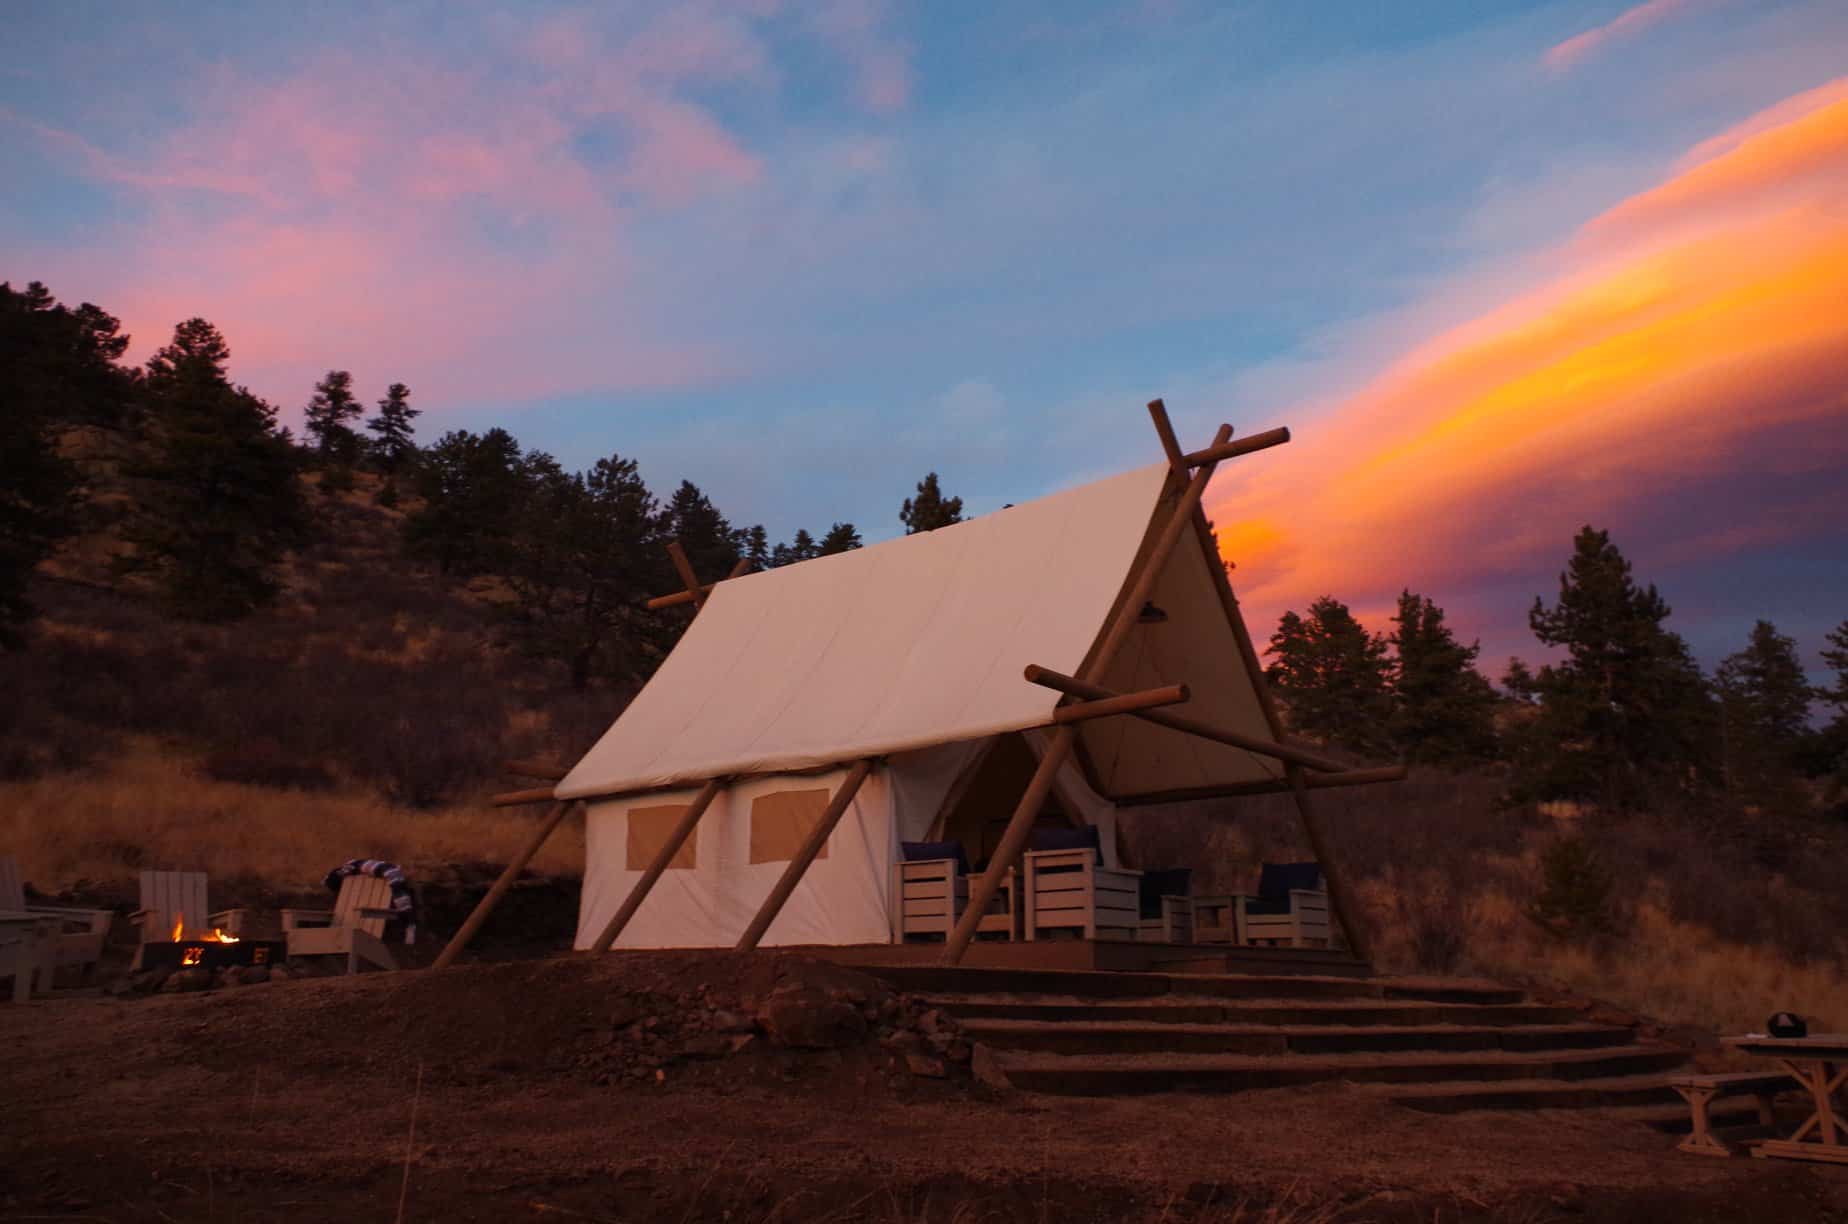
[4,952,1847,1223]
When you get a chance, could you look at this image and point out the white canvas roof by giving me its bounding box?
[557,459,1287,802]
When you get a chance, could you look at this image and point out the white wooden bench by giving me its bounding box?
[1671,1071,1796,1156]
[1023,847,1140,941]
[1,912,58,1003]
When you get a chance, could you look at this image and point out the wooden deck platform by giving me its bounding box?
[806,939,1370,978]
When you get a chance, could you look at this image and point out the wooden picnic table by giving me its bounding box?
[1724,1034,1848,1164]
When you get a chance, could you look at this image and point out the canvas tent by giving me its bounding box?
[442,403,1400,969]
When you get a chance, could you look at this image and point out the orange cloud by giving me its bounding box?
[1544,0,1696,72]
[1207,77,1848,645]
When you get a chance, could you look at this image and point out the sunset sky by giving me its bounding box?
[5,1,1845,677]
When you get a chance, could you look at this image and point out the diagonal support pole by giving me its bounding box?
[736,759,876,951]
[944,421,1239,965]
[591,778,725,953]
[435,800,578,969]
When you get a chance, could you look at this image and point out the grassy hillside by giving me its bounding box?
[1,438,611,896]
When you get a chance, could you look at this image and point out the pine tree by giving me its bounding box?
[0,281,132,644]
[818,522,862,555]
[900,472,963,534]
[1716,620,1814,809]
[742,525,770,572]
[1515,526,1715,806]
[1388,589,1498,764]
[304,369,363,462]
[366,382,419,475]
[403,428,528,575]
[1264,596,1394,756]
[121,318,307,618]
[772,529,819,568]
[502,453,672,690]
[663,481,739,582]
[1817,620,1848,792]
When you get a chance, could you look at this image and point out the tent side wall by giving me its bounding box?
[574,741,983,949]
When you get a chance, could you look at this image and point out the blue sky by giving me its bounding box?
[5,0,1847,673]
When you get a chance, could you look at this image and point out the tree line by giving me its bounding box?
[1264,528,1848,814]
[2,280,968,686]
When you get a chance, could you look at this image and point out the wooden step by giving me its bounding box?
[994,1045,1689,1096]
[923,996,1583,1028]
[1382,1072,1701,1113]
[963,1020,1636,1057]
[868,965,1523,1005]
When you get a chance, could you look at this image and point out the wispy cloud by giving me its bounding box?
[1206,78,1848,651]
[1544,0,1699,72]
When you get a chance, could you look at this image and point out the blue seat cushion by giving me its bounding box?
[900,840,970,875]
[1028,823,1102,863]
[1243,896,1295,916]
[1138,868,1191,920]
[1257,861,1322,900]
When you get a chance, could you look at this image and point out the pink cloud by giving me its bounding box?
[1206,79,1848,649]
[1544,0,1699,73]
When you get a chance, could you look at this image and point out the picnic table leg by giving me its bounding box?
[1676,1083,1731,1157]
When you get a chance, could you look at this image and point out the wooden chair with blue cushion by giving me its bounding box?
[1239,861,1330,948]
[892,840,1018,942]
[1022,825,1141,941]
[1135,867,1194,943]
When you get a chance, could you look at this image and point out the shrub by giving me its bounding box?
[1528,835,1613,941]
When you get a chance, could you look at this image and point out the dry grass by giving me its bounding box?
[1123,770,1848,1037]
[0,742,583,892]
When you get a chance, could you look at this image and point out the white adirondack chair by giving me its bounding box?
[891,858,1018,942]
[0,856,111,982]
[282,875,399,973]
[128,871,248,970]
[1,912,58,1003]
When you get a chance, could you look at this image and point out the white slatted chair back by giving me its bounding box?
[140,870,209,937]
[334,875,395,939]
[0,856,23,910]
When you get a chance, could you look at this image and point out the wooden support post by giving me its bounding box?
[646,557,754,610]
[1182,428,1290,467]
[590,778,724,953]
[1024,666,1350,773]
[1049,683,1189,724]
[502,759,570,782]
[1210,530,1375,961]
[434,800,577,969]
[1114,765,1408,805]
[666,541,706,609]
[1147,399,1188,482]
[1286,767,1369,961]
[944,422,1237,965]
[491,784,559,808]
[735,759,875,951]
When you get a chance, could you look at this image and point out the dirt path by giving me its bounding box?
[4,954,1846,1222]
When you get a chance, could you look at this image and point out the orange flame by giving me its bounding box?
[171,914,184,942]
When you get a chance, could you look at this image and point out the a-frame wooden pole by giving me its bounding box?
[943,421,1237,965]
[590,777,725,953]
[1206,512,1372,963]
[735,759,876,951]
[434,799,577,969]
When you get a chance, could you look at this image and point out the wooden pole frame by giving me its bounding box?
[491,784,558,808]
[1112,765,1407,805]
[590,777,725,953]
[1024,666,1349,773]
[434,800,578,969]
[944,419,1247,965]
[735,759,876,951]
[1049,683,1189,725]
[1163,411,1373,962]
[647,553,753,611]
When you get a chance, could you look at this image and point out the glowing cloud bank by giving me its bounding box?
[1207,81,1848,645]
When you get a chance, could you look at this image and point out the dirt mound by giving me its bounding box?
[128,950,980,1096]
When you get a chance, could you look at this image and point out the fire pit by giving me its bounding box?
[140,923,285,973]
